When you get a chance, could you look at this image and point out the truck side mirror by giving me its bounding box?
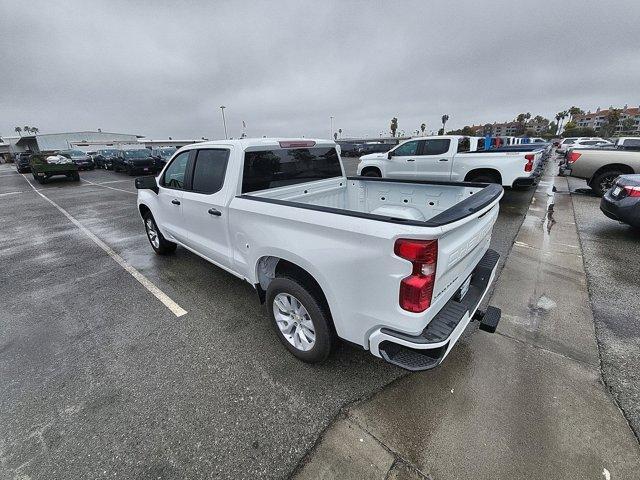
[135,176,158,194]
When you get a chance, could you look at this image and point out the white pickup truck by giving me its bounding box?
[357,135,542,188]
[136,138,504,371]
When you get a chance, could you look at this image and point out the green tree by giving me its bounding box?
[601,108,621,137]
[390,117,398,137]
[568,106,585,122]
[31,127,39,135]
[24,126,31,134]
[563,121,577,131]
[338,128,342,138]
[441,114,449,134]
[562,126,597,138]
[621,117,636,134]
[420,123,426,135]
[14,126,22,137]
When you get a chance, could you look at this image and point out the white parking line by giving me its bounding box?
[0,191,23,196]
[96,179,132,185]
[81,177,136,194]
[19,174,187,318]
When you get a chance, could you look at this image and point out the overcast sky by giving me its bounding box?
[1,0,639,140]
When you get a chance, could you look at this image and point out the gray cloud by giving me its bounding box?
[2,0,639,140]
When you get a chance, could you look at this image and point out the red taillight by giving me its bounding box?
[567,152,581,164]
[524,154,534,172]
[624,185,640,197]
[394,239,438,313]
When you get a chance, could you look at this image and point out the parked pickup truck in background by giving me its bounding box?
[357,135,543,188]
[136,138,504,371]
[564,148,640,196]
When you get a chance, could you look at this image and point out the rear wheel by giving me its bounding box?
[590,170,623,196]
[266,277,333,363]
[143,211,176,255]
[72,172,80,181]
[467,173,501,184]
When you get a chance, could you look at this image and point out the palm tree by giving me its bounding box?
[23,126,31,135]
[441,115,449,134]
[420,123,426,135]
[15,126,22,137]
[555,111,568,135]
[31,127,39,135]
[390,117,398,137]
[338,128,342,138]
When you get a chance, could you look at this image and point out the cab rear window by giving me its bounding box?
[242,147,341,193]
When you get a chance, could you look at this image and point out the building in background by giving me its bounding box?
[572,105,640,134]
[5,131,143,154]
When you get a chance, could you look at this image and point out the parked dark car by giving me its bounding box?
[113,149,155,175]
[93,149,121,170]
[337,142,360,157]
[151,147,177,172]
[14,152,33,173]
[600,174,640,228]
[357,143,394,155]
[57,149,95,170]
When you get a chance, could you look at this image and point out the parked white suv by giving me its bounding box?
[136,138,504,371]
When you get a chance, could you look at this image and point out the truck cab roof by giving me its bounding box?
[179,138,336,152]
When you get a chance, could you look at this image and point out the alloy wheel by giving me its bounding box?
[145,218,160,248]
[272,293,316,351]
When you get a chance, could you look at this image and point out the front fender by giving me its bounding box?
[356,158,388,175]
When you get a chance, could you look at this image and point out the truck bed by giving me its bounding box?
[240,176,502,227]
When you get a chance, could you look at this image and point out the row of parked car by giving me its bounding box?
[13,147,177,177]
[554,136,640,228]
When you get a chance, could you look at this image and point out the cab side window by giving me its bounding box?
[191,149,230,194]
[422,139,451,155]
[161,151,189,190]
[393,140,420,156]
[457,137,471,153]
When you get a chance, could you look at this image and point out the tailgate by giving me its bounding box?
[429,187,502,310]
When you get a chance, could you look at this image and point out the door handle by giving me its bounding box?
[438,158,449,162]
[407,158,415,162]
[171,199,181,205]
[208,208,222,216]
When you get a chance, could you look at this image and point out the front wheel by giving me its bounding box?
[266,277,333,363]
[143,211,176,255]
[361,168,382,178]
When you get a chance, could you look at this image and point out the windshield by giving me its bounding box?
[159,147,177,158]
[123,150,151,159]
[99,149,120,156]
[68,150,86,158]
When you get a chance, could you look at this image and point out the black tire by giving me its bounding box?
[590,170,623,197]
[143,211,176,255]
[362,168,382,178]
[72,172,80,181]
[266,276,333,363]
[467,173,500,184]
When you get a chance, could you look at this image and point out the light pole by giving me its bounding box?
[220,106,228,139]
[330,116,334,139]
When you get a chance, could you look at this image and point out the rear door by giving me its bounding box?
[386,140,422,178]
[156,150,190,242]
[414,138,453,181]
[180,147,232,268]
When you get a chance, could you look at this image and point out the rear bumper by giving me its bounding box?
[600,195,640,227]
[369,249,501,371]
[512,175,538,188]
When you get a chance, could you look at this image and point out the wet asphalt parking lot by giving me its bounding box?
[568,175,640,439]
[0,159,537,479]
